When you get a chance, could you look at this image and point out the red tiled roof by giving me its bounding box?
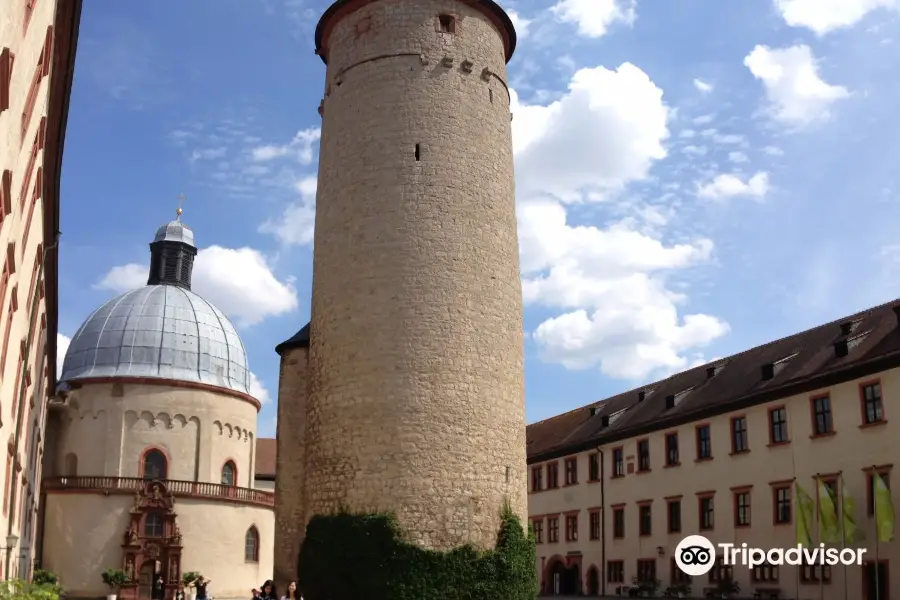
[527,299,900,463]
[255,438,276,478]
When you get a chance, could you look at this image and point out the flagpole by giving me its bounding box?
[872,467,881,600]
[815,476,823,600]
[838,473,848,600]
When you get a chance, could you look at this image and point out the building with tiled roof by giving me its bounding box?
[527,299,898,599]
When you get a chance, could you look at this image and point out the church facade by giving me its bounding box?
[38,216,275,599]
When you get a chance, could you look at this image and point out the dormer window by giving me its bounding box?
[840,320,861,336]
[762,352,798,381]
[665,388,693,410]
[438,14,456,33]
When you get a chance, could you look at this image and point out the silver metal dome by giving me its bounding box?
[154,220,194,245]
[60,285,251,396]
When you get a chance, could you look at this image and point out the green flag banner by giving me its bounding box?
[818,479,839,543]
[840,475,863,543]
[874,473,895,543]
[795,482,815,547]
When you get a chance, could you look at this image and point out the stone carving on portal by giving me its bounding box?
[118,481,182,600]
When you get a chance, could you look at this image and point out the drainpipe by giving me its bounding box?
[6,235,60,579]
[599,446,606,594]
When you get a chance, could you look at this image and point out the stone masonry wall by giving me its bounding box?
[274,347,309,584]
[304,0,528,552]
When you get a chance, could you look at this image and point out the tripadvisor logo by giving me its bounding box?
[674,535,867,576]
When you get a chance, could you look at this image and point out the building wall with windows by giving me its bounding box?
[0,0,80,581]
[527,301,899,599]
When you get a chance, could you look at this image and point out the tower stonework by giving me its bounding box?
[277,0,526,576]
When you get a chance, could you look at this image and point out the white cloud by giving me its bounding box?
[773,0,900,35]
[550,0,636,38]
[693,114,714,125]
[248,372,271,404]
[693,78,714,93]
[744,45,849,125]
[697,172,770,200]
[95,247,298,326]
[251,127,321,164]
[57,333,71,377]
[519,201,728,379]
[728,151,749,163]
[258,176,318,246]
[507,10,532,38]
[512,63,669,202]
[764,145,785,156]
[511,64,728,379]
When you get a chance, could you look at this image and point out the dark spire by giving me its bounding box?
[147,207,197,289]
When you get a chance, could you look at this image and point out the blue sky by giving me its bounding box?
[56,0,900,438]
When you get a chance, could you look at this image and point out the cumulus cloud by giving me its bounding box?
[506,10,532,38]
[550,0,636,38]
[744,45,849,126]
[697,172,770,200]
[693,78,713,93]
[512,63,669,202]
[250,127,320,164]
[248,372,271,404]
[511,64,728,380]
[519,201,727,379]
[57,333,71,377]
[773,0,900,35]
[95,246,298,327]
[258,176,317,246]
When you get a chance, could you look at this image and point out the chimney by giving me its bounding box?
[761,363,775,381]
[834,340,849,359]
[665,395,675,410]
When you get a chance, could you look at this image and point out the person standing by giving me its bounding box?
[195,576,211,600]
[280,581,299,600]
[257,580,277,600]
[151,574,165,600]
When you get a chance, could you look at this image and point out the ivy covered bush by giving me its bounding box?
[297,501,537,600]
[0,579,62,600]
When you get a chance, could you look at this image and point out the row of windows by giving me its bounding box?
[530,382,886,492]
[141,449,240,486]
[604,558,830,586]
[532,470,890,543]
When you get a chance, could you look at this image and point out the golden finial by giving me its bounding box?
[176,193,186,221]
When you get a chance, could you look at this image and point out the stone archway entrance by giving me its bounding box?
[586,565,599,595]
[546,557,580,596]
[119,481,183,600]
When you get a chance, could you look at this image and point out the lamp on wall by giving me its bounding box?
[656,546,665,557]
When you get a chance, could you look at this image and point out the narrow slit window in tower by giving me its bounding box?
[415,144,421,161]
[489,89,493,103]
[438,14,456,34]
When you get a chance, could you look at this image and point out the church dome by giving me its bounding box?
[60,212,252,398]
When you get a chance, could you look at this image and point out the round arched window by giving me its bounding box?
[142,449,168,480]
[221,461,236,486]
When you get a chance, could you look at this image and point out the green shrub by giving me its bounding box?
[297,501,537,600]
[0,579,62,600]
[182,572,202,588]
[101,569,129,592]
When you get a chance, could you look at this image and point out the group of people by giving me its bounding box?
[252,580,303,600]
[149,574,301,600]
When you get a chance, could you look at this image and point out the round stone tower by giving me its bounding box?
[306,0,525,551]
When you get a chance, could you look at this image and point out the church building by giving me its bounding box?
[37,214,275,599]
